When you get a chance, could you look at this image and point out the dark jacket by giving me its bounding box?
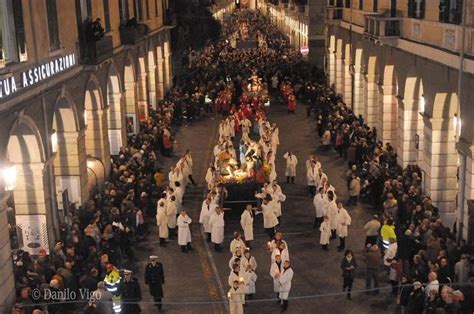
[340,257,357,279]
[144,262,165,297]
[407,288,424,314]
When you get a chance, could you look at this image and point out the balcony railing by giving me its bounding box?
[79,35,114,65]
[120,23,148,45]
[364,15,401,42]
[326,6,343,25]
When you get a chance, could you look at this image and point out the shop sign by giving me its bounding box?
[0,53,76,100]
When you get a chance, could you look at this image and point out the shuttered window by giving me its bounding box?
[155,0,158,17]
[103,0,111,30]
[45,0,60,50]
[359,0,363,10]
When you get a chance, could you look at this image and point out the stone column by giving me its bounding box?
[0,197,15,313]
[148,65,157,109]
[365,74,379,128]
[156,58,165,100]
[54,130,89,204]
[124,80,137,116]
[328,51,336,88]
[164,41,172,91]
[137,72,149,120]
[352,66,364,117]
[380,84,398,146]
[343,61,352,106]
[13,162,47,216]
[85,109,111,178]
[422,116,457,218]
[397,98,422,167]
[335,52,344,95]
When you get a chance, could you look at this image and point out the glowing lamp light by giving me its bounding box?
[3,165,17,191]
[51,130,58,153]
[420,95,425,114]
[453,114,462,137]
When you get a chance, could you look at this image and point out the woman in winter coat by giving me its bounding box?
[340,249,357,300]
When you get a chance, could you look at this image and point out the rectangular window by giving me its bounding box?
[345,0,351,8]
[13,0,26,60]
[103,0,111,30]
[146,0,150,19]
[133,0,143,21]
[45,0,60,50]
[408,0,425,19]
[439,0,462,24]
[359,0,363,10]
[155,0,158,16]
[373,0,378,12]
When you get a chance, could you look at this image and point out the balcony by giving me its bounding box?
[326,6,343,25]
[79,35,113,65]
[120,23,148,45]
[364,15,401,44]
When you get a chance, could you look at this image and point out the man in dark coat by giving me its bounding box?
[122,270,142,313]
[144,255,165,309]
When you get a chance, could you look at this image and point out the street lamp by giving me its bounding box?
[3,165,17,191]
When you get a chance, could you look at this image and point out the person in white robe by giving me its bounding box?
[205,166,217,190]
[229,249,244,270]
[271,242,290,263]
[336,202,351,251]
[241,249,257,271]
[306,162,320,196]
[269,186,286,222]
[319,216,331,250]
[184,150,196,185]
[262,196,279,239]
[241,117,252,137]
[283,151,297,184]
[326,191,338,240]
[240,205,254,247]
[313,187,326,228]
[209,207,225,252]
[279,260,294,311]
[243,265,257,298]
[230,232,247,255]
[270,255,283,298]
[228,264,244,287]
[228,279,245,314]
[199,198,214,242]
[156,201,169,247]
[168,166,177,189]
[177,210,192,252]
[317,169,328,190]
[166,195,177,238]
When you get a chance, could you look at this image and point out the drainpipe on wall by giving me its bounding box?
[42,96,60,245]
[456,0,468,243]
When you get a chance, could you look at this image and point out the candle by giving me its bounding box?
[267,241,271,251]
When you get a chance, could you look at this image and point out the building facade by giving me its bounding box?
[0,0,173,310]
[325,0,474,241]
[260,0,327,67]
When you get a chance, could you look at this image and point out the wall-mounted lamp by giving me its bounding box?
[3,164,17,191]
[51,130,58,154]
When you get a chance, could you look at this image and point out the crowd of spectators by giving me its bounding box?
[306,83,474,312]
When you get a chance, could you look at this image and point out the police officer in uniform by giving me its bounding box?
[144,255,165,309]
[122,269,142,313]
